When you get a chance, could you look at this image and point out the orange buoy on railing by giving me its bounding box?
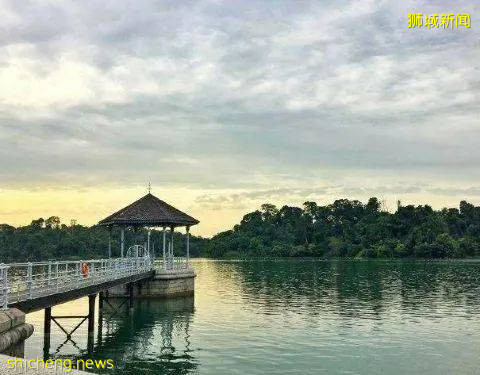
[81,262,89,278]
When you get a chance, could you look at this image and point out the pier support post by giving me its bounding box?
[88,294,96,337]
[44,307,51,336]
[97,292,103,345]
[87,332,94,355]
[43,307,51,359]
[87,294,96,353]
[99,292,104,311]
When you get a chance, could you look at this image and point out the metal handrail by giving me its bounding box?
[0,256,154,310]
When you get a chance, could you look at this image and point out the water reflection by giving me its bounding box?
[41,297,196,374]
[217,259,480,320]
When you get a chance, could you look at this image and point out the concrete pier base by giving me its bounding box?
[143,270,195,297]
[107,269,195,298]
[0,308,34,356]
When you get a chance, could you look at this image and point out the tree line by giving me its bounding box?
[0,217,208,262]
[205,198,480,259]
[1,198,480,261]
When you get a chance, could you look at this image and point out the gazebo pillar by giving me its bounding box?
[162,226,166,269]
[170,226,175,258]
[186,226,190,264]
[147,229,151,255]
[120,228,125,258]
[108,227,112,258]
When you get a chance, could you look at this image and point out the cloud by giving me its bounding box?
[428,187,480,197]
[194,183,425,209]
[0,0,478,197]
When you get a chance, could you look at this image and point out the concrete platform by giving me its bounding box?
[107,268,195,298]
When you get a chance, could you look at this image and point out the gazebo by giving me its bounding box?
[98,192,199,269]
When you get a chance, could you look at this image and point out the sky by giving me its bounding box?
[0,0,478,236]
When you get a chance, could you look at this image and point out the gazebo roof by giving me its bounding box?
[98,193,199,227]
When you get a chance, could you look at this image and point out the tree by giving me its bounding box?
[1,198,480,262]
[31,218,45,228]
[206,198,480,260]
[45,216,61,229]
[366,197,381,213]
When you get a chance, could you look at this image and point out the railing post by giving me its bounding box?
[55,262,59,291]
[48,261,52,287]
[27,262,33,299]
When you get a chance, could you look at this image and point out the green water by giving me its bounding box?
[25,259,480,374]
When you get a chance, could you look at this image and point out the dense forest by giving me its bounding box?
[205,198,480,259]
[0,217,208,262]
[1,198,480,261]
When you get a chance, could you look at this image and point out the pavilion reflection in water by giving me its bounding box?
[45,297,196,374]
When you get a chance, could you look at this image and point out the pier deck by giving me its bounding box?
[0,257,154,313]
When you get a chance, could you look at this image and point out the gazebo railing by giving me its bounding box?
[155,257,191,272]
[0,257,153,310]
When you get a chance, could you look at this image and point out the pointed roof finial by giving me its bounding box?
[147,181,152,194]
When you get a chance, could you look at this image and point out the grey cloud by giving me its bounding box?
[194,182,480,212]
[195,184,427,209]
[428,187,480,196]
[0,0,478,194]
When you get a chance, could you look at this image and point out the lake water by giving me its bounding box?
[24,259,480,374]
